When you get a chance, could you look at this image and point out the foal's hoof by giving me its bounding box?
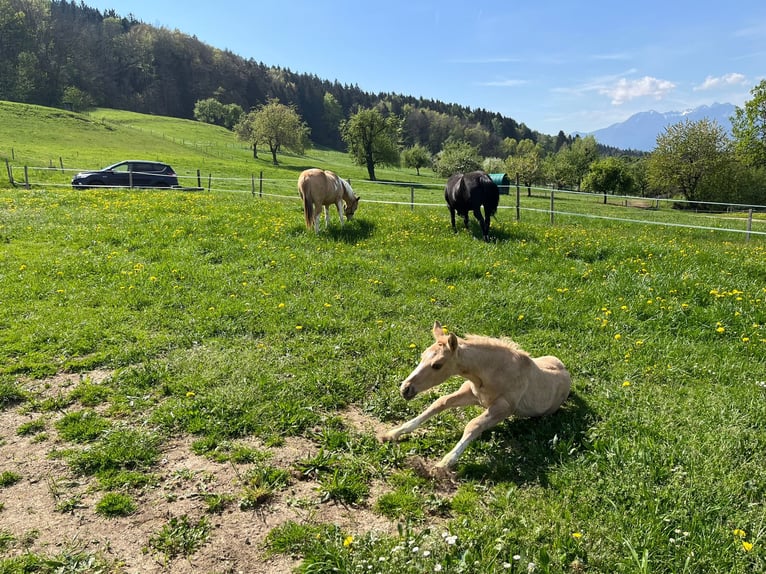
[377,430,396,443]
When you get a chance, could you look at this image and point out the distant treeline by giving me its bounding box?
[0,0,639,158]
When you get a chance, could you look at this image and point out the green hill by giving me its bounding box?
[0,101,439,188]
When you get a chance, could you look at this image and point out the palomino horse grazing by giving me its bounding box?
[379,321,571,469]
[297,168,360,232]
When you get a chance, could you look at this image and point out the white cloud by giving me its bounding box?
[600,76,676,105]
[479,78,528,87]
[693,73,747,91]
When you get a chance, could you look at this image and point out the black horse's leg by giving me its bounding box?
[473,208,487,240]
[481,206,491,241]
[463,213,470,230]
[449,207,458,232]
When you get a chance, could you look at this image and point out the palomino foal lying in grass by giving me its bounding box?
[379,321,571,470]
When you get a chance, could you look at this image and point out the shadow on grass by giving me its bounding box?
[458,392,596,485]
[447,218,541,244]
[287,218,376,242]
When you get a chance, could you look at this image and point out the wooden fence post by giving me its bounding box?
[259,171,263,197]
[410,186,414,211]
[5,159,13,186]
[59,157,64,171]
[515,172,520,221]
[207,173,212,191]
[24,166,30,189]
[746,209,753,242]
[197,169,202,189]
[251,174,255,196]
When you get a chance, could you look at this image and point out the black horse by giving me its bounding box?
[444,171,500,241]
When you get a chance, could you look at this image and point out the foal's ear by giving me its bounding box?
[447,333,458,351]
[432,321,444,339]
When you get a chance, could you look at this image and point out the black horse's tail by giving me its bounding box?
[480,174,500,217]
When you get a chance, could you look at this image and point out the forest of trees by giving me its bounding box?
[0,0,571,155]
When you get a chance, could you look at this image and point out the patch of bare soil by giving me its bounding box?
[0,373,406,573]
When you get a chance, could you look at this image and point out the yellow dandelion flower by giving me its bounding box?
[716,326,725,334]
[733,529,746,538]
[614,334,622,340]
[622,381,631,387]
[186,391,195,398]
[743,541,754,552]
[572,532,583,540]
[742,337,750,342]
[295,325,303,330]
[409,343,416,348]
[517,314,524,321]
[343,536,354,547]
[324,303,332,307]
[278,303,285,308]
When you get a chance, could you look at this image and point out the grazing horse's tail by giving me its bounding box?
[298,176,314,230]
[480,173,499,218]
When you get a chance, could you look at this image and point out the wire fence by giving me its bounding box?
[5,160,766,241]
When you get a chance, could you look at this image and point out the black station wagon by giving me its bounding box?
[71,160,179,189]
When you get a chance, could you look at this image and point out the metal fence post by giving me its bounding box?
[550,190,555,224]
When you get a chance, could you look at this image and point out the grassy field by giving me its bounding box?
[1,102,765,573]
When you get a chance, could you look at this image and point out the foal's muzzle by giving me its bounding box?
[400,380,417,401]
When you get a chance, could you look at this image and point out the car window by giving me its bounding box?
[112,163,129,173]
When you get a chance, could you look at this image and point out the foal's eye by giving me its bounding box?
[432,363,442,370]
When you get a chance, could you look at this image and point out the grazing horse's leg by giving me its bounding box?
[323,205,331,229]
[379,381,479,443]
[335,199,345,227]
[314,202,322,233]
[449,206,458,232]
[472,208,485,236]
[437,396,513,468]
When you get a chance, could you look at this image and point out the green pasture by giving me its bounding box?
[1,102,765,573]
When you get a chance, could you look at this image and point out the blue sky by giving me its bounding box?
[83,0,765,136]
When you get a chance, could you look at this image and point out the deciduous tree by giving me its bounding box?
[647,118,730,202]
[731,79,766,168]
[402,144,432,176]
[341,107,401,181]
[239,98,310,165]
[433,140,481,178]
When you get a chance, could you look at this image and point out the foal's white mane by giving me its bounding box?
[463,333,523,352]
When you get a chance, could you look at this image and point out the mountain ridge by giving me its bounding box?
[580,103,736,152]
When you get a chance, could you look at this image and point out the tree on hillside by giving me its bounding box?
[233,112,259,158]
[341,107,401,181]
[237,98,310,165]
[557,135,599,190]
[582,157,635,197]
[647,118,730,202]
[505,139,543,196]
[402,144,432,175]
[194,98,243,130]
[322,92,344,147]
[731,79,766,168]
[433,140,482,177]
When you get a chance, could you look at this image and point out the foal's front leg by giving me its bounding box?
[335,199,345,227]
[437,396,512,468]
[379,381,479,442]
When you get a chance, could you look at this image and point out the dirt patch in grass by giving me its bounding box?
[0,372,402,573]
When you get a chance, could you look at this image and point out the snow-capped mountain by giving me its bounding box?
[582,103,736,152]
